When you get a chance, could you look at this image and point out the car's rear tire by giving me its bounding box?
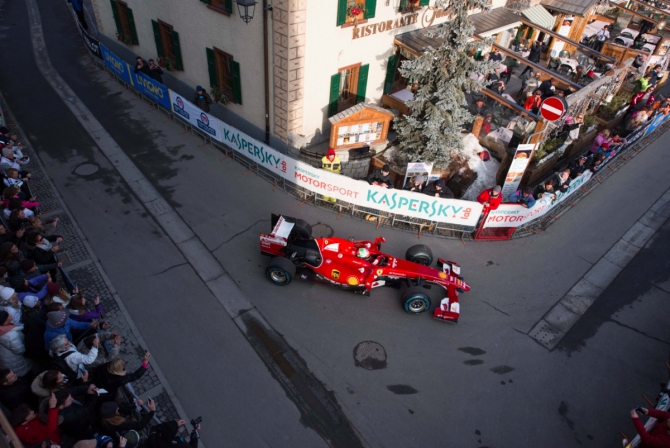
[401,286,431,315]
[292,219,312,240]
[265,257,296,286]
[405,244,433,266]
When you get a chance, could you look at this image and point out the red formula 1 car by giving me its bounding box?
[259,214,471,322]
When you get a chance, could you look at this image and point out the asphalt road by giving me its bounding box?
[1,0,670,446]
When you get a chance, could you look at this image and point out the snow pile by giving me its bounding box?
[459,133,501,201]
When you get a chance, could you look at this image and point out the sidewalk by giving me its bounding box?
[0,95,185,426]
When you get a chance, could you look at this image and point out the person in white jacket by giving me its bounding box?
[50,334,98,380]
[0,310,33,377]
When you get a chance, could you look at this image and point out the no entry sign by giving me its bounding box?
[540,96,567,122]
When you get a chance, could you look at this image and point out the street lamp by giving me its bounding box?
[235,0,257,24]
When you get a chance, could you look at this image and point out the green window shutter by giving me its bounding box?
[126,7,139,45]
[399,0,407,11]
[171,30,183,70]
[336,0,347,26]
[419,0,429,5]
[206,48,218,88]
[364,0,376,19]
[383,55,397,94]
[328,73,341,117]
[152,20,164,58]
[230,60,242,104]
[356,64,369,104]
[225,0,233,13]
[110,0,122,36]
[199,0,211,3]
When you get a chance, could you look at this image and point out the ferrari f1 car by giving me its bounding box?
[259,214,471,322]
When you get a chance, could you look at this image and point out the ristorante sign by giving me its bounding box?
[351,6,460,39]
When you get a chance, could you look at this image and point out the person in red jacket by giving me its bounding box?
[628,407,670,447]
[477,185,503,212]
[10,392,60,446]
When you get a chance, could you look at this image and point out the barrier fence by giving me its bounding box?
[72,10,670,242]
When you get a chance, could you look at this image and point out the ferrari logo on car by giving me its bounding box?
[331,270,340,279]
[376,269,383,275]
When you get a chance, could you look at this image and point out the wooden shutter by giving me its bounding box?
[110,0,122,36]
[328,73,341,117]
[206,48,218,88]
[225,0,233,13]
[152,20,164,58]
[230,60,242,104]
[383,55,397,95]
[356,64,369,104]
[419,0,429,5]
[336,0,347,26]
[364,0,376,19]
[199,0,211,3]
[171,30,183,70]
[126,7,139,45]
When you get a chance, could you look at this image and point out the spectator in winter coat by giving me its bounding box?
[134,57,149,76]
[517,71,541,99]
[476,185,502,211]
[77,332,121,370]
[538,78,554,98]
[50,334,98,381]
[99,399,156,437]
[67,294,104,322]
[70,0,87,30]
[0,288,22,325]
[533,178,557,201]
[148,419,201,448]
[97,352,151,402]
[648,64,662,87]
[0,310,32,377]
[508,188,536,208]
[44,309,97,352]
[524,90,542,114]
[553,168,572,193]
[423,179,454,199]
[628,407,670,448]
[591,153,606,172]
[588,129,610,154]
[0,369,36,410]
[557,116,582,143]
[40,385,98,442]
[569,155,589,179]
[520,41,542,77]
[193,86,213,113]
[403,175,426,193]
[148,59,164,83]
[23,231,62,277]
[469,99,487,116]
[24,303,62,366]
[367,165,394,189]
[10,394,61,446]
[31,369,69,399]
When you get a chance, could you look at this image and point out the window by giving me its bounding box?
[200,0,233,15]
[152,20,183,70]
[328,63,369,117]
[383,53,410,95]
[206,47,242,104]
[110,0,138,45]
[399,0,430,13]
[336,0,376,27]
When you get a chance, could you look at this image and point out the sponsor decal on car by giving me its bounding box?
[331,270,340,279]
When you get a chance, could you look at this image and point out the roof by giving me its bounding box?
[394,7,522,54]
[541,0,595,17]
[521,5,556,29]
[328,103,395,125]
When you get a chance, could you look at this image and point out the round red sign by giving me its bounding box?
[540,96,567,122]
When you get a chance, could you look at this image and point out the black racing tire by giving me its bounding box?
[265,257,296,286]
[405,244,434,266]
[292,219,312,240]
[401,286,432,315]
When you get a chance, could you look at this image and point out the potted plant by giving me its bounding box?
[209,86,229,104]
[347,3,367,20]
[116,32,133,45]
[596,93,632,121]
[579,115,597,136]
[158,56,176,72]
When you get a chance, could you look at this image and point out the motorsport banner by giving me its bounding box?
[100,44,132,85]
[643,112,669,137]
[483,170,593,228]
[168,91,483,226]
[77,21,102,60]
[132,70,171,110]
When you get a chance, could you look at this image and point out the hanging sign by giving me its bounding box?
[501,144,534,200]
[403,162,434,187]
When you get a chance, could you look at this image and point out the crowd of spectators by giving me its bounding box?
[0,128,201,447]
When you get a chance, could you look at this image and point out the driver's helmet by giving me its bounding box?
[357,248,370,259]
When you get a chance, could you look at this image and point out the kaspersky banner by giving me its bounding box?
[168,91,482,227]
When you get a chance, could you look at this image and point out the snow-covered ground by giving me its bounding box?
[460,133,500,200]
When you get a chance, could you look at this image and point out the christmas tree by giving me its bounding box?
[394,1,499,167]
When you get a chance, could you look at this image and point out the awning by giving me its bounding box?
[541,0,596,17]
[521,5,556,30]
[394,7,521,54]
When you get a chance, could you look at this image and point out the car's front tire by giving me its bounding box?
[401,286,431,315]
[265,257,296,286]
[405,244,434,266]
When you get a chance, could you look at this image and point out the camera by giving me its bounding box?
[191,416,202,427]
[190,416,202,440]
[636,406,647,415]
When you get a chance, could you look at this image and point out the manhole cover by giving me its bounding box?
[354,341,387,370]
[312,223,334,238]
[73,163,99,176]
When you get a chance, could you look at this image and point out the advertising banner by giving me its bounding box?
[100,44,132,85]
[403,162,433,186]
[644,112,669,137]
[168,92,483,226]
[484,170,593,228]
[169,91,222,141]
[77,21,102,60]
[501,144,534,200]
[132,71,170,110]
